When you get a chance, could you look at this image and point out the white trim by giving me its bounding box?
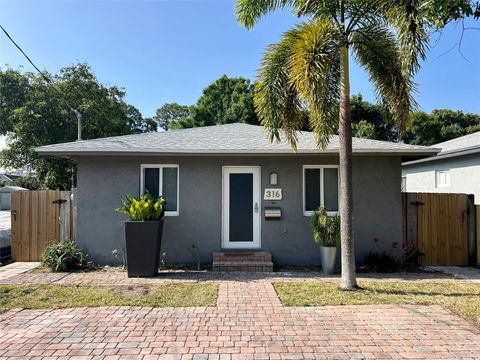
[222,166,261,249]
[140,164,180,216]
[302,165,339,217]
[435,170,451,188]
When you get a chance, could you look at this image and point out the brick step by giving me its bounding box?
[213,251,272,262]
[212,261,274,272]
[212,251,274,272]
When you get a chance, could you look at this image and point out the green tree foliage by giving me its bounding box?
[402,109,480,145]
[423,0,480,28]
[153,103,190,130]
[0,64,155,189]
[0,175,42,190]
[178,75,259,128]
[351,95,399,141]
[352,120,377,140]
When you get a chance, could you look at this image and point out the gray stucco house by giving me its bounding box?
[36,123,437,266]
[402,132,480,205]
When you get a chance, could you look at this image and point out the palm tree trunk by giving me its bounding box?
[339,45,358,290]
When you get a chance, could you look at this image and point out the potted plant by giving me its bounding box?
[116,193,166,277]
[310,207,340,275]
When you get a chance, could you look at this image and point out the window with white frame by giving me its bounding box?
[435,170,450,187]
[401,176,407,192]
[303,165,339,216]
[140,165,179,216]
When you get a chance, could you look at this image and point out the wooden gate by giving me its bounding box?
[11,190,75,262]
[403,192,470,266]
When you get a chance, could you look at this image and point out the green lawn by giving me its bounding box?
[0,283,218,312]
[274,280,480,324]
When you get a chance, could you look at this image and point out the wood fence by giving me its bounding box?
[11,190,76,262]
[403,192,475,266]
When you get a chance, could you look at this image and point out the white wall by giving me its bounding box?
[402,154,480,204]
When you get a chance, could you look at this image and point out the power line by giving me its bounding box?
[1,25,52,84]
[0,24,83,140]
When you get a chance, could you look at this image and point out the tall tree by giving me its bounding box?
[153,103,190,130]
[236,0,427,290]
[0,64,154,189]
[186,75,259,127]
[351,94,399,141]
[403,109,480,145]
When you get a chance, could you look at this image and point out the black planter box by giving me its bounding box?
[124,219,163,277]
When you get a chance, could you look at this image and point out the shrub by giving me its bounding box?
[402,240,424,265]
[42,240,87,272]
[116,193,166,221]
[364,251,397,272]
[310,207,340,247]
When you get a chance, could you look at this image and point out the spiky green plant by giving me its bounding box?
[116,193,166,221]
[310,207,341,247]
[236,0,429,289]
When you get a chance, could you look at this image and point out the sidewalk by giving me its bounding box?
[0,262,41,281]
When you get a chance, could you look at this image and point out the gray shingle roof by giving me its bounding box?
[36,123,438,157]
[433,131,480,155]
[403,131,480,166]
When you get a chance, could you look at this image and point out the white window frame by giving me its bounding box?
[140,164,180,216]
[303,165,340,216]
[435,170,450,188]
[401,176,407,192]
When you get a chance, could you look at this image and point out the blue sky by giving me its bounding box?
[1,0,479,123]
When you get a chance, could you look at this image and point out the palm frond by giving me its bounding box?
[236,0,295,28]
[254,32,304,149]
[287,19,341,148]
[351,22,417,133]
[377,0,430,74]
[236,0,340,28]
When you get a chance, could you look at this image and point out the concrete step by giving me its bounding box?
[212,251,273,272]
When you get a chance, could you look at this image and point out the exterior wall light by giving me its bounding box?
[269,172,278,186]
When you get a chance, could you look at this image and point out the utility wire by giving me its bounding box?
[0,24,83,140]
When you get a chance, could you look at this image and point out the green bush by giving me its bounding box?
[116,193,166,221]
[42,240,87,272]
[310,207,340,247]
[364,251,397,272]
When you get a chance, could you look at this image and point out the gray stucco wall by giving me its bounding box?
[403,154,480,205]
[76,155,403,266]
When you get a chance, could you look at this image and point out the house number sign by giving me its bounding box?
[264,188,282,200]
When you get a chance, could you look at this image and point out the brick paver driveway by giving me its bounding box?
[1,278,480,359]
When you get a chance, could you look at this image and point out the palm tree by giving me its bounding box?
[236,0,428,289]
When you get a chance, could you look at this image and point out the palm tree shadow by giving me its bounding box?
[369,288,479,297]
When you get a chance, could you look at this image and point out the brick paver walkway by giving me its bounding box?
[1,277,480,359]
[0,262,41,281]
[0,268,463,286]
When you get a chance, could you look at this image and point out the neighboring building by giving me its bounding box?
[402,132,480,204]
[36,123,437,266]
[0,186,27,210]
[0,174,21,183]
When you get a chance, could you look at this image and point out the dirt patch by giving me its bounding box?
[111,284,154,297]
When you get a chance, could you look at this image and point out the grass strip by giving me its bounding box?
[274,280,480,324]
[0,283,218,312]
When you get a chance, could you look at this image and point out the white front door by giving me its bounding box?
[222,166,261,249]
